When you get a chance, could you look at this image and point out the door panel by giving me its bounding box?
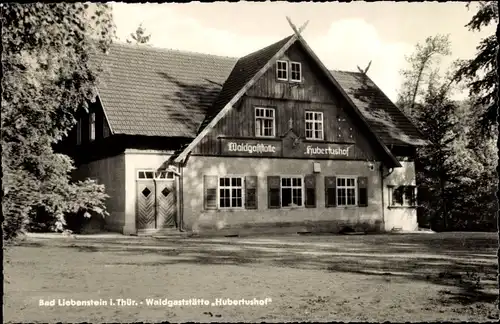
[136,181,156,229]
[156,180,176,228]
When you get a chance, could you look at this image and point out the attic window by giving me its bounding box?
[276,60,288,81]
[290,62,302,82]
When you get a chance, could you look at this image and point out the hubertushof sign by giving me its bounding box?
[304,145,350,156]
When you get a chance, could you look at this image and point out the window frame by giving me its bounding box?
[290,61,302,83]
[89,112,96,142]
[155,170,175,180]
[336,176,357,207]
[218,175,245,210]
[389,185,417,207]
[276,60,288,81]
[305,111,324,140]
[254,107,276,138]
[280,175,304,208]
[137,170,175,180]
[137,170,155,180]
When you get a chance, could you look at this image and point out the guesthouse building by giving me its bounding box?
[59,28,427,236]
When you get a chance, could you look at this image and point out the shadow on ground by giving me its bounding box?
[20,232,499,311]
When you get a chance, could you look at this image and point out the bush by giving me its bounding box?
[26,206,57,233]
[64,209,105,234]
[3,208,29,241]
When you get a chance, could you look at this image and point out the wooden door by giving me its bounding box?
[156,180,176,228]
[136,180,156,230]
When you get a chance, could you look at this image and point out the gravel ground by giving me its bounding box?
[4,232,499,322]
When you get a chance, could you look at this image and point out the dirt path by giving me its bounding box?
[4,232,498,322]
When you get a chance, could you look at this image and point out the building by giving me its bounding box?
[59,30,427,236]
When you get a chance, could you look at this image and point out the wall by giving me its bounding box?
[182,156,384,234]
[382,161,418,231]
[72,154,126,232]
[123,149,174,234]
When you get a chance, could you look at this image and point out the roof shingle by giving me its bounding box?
[96,40,425,146]
[330,70,427,146]
[97,43,236,137]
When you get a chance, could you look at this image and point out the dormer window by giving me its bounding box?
[276,60,288,81]
[290,62,302,82]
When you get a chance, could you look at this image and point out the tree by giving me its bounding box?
[396,34,451,116]
[453,1,498,132]
[1,3,115,240]
[399,34,497,231]
[413,80,461,230]
[126,23,151,44]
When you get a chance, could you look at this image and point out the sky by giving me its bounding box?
[110,2,494,102]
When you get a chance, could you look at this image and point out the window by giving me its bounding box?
[255,107,276,137]
[281,177,303,207]
[205,176,257,210]
[155,171,174,179]
[305,111,324,140]
[137,170,155,179]
[276,60,288,81]
[76,117,82,145]
[290,62,302,82]
[89,112,96,142]
[389,186,416,207]
[337,177,357,206]
[219,177,243,209]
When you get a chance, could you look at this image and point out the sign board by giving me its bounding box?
[219,137,359,159]
[302,143,355,159]
[219,138,282,157]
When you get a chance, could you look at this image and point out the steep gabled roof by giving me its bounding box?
[97,43,236,137]
[197,36,293,134]
[174,35,403,167]
[94,40,426,155]
[331,70,428,146]
[174,35,299,162]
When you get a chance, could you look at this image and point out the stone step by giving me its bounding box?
[151,228,191,239]
[191,225,309,238]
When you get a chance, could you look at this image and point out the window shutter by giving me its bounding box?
[325,176,336,207]
[304,174,316,208]
[204,175,218,210]
[268,176,280,209]
[245,176,258,209]
[358,176,368,207]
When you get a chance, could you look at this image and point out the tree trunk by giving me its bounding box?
[410,65,426,115]
[440,176,447,231]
